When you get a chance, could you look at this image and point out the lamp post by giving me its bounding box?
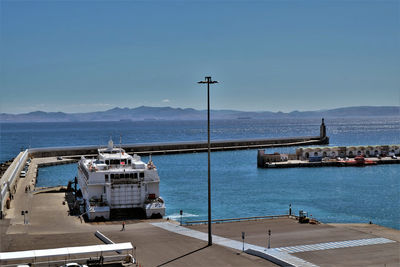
[268,229,271,249]
[198,76,218,246]
[242,232,245,252]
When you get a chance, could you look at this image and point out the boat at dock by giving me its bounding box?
[339,156,377,167]
[77,140,165,221]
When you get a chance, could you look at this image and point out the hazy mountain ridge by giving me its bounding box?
[0,106,398,122]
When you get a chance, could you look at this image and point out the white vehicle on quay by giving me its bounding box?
[59,263,88,267]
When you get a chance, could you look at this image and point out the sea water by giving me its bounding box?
[1,117,399,229]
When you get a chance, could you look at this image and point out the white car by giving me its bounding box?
[60,263,88,267]
[20,171,26,177]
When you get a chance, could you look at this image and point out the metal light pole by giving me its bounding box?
[268,229,271,249]
[198,76,218,246]
[242,232,245,252]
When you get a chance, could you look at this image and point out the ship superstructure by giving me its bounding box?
[77,140,165,220]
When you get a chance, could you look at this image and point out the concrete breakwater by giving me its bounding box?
[29,119,329,158]
[28,136,329,158]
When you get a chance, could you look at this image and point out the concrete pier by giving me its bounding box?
[26,119,329,159]
[28,136,329,159]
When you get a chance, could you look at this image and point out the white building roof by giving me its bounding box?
[0,242,133,261]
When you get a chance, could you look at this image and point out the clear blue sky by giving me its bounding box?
[1,0,399,114]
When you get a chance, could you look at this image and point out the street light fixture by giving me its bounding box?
[198,76,218,246]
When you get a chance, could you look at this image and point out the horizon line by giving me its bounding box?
[1,105,399,116]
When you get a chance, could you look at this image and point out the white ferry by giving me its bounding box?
[77,140,165,221]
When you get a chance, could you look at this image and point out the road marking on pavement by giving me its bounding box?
[274,237,396,254]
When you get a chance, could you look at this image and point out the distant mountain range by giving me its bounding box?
[0,106,398,122]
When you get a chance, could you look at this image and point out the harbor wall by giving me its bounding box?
[28,136,329,158]
[0,150,28,218]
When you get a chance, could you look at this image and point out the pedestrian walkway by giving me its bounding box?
[274,237,395,254]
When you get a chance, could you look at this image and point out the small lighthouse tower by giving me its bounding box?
[320,118,329,144]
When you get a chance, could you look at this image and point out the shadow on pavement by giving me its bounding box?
[156,245,209,267]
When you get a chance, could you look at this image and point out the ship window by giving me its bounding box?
[115,174,120,179]
[314,152,318,157]
[128,160,131,165]
[133,173,138,179]
[105,174,108,180]
[111,174,114,179]
[129,173,133,178]
[106,160,110,165]
[139,172,144,178]
[103,186,106,193]
[121,159,126,165]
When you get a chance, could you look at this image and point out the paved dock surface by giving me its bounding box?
[1,191,399,266]
[1,158,399,266]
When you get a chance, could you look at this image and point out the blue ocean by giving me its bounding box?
[1,117,399,229]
